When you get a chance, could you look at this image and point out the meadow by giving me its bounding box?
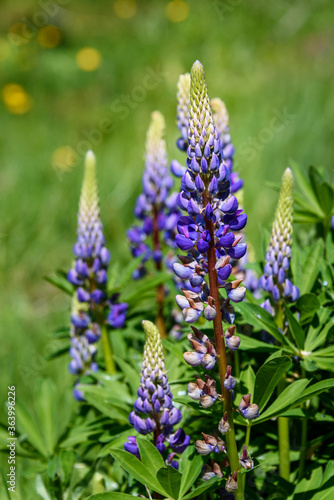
[0,1,334,498]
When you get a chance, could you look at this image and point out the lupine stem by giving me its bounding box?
[153,207,166,339]
[101,324,116,374]
[205,217,244,500]
[298,367,308,480]
[277,376,290,480]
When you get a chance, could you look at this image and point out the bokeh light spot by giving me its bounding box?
[114,0,137,19]
[76,47,102,71]
[0,38,11,62]
[52,146,78,172]
[166,1,189,23]
[2,83,33,114]
[37,25,62,48]
[8,22,31,46]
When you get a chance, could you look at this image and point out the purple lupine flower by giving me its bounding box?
[238,394,259,420]
[183,326,217,369]
[188,375,219,408]
[67,151,127,395]
[196,432,226,456]
[124,436,140,459]
[260,168,300,304]
[211,98,243,195]
[125,321,189,467]
[239,445,254,470]
[173,61,247,326]
[128,111,180,279]
[176,73,191,152]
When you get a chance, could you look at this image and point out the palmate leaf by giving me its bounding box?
[16,402,48,457]
[253,356,292,412]
[291,161,323,215]
[304,309,333,351]
[109,448,168,496]
[296,293,321,323]
[298,239,324,295]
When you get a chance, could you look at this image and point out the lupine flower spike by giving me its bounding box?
[173,61,258,496]
[259,167,300,308]
[125,320,190,469]
[67,151,127,391]
[128,112,179,338]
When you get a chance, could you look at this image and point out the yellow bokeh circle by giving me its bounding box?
[114,0,137,19]
[166,1,190,23]
[2,83,33,114]
[52,146,78,172]
[76,47,102,72]
[37,25,62,48]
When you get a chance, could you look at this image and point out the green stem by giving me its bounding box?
[101,324,116,374]
[277,377,290,481]
[298,367,308,480]
[205,217,244,500]
[242,425,252,490]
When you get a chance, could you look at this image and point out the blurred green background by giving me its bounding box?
[0,0,333,437]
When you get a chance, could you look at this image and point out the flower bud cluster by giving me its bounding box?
[172,61,247,325]
[259,168,300,303]
[125,321,189,469]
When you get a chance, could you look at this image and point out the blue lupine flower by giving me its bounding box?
[128,111,180,279]
[67,151,127,397]
[125,321,190,468]
[196,432,226,455]
[238,394,259,420]
[173,61,247,325]
[259,168,300,304]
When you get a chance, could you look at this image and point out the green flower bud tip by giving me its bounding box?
[142,320,165,370]
[79,150,100,224]
[271,167,294,248]
[189,60,215,141]
[145,111,168,171]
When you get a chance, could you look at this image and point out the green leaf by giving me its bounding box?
[321,461,334,486]
[109,449,167,496]
[44,272,73,296]
[318,181,334,215]
[121,272,171,304]
[253,378,309,424]
[156,466,182,499]
[77,384,130,423]
[59,450,76,485]
[182,476,219,500]
[16,402,48,457]
[237,333,281,352]
[35,475,51,500]
[179,446,203,497]
[292,161,323,214]
[292,379,334,407]
[305,309,333,351]
[240,364,256,395]
[285,306,305,350]
[87,494,144,500]
[136,437,165,474]
[294,210,323,224]
[298,239,324,295]
[114,356,141,397]
[162,339,186,361]
[254,356,292,412]
[310,478,334,500]
[236,302,286,345]
[296,293,321,323]
[34,379,57,456]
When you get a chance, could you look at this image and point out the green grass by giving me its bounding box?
[0,0,333,434]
